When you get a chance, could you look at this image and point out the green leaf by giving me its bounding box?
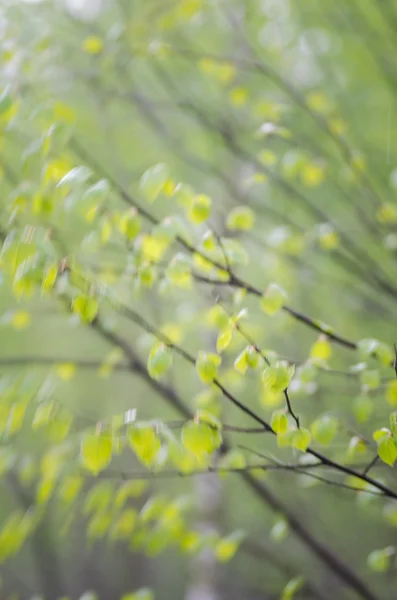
[42,263,58,293]
[84,481,114,514]
[139,495,167,523]
[234,348,248,374]
[368,547,395,572]
[218,450,246,471]
[81,433,112,475]
[216,327,232,353]
[360,369,380,390]
[182,421,222,459]
[352,394,374,424]
[110,509,137,540]
[72,295,98,323]
[271,410,288,434]
[140,163,169,202]
[83,179,110,202]
[195,409,222,430]
[119,210,141,240]
[270,517,289,542]
[123,587,154,600]
[220,239,248,265]
[377,436,397,467]
[260,283,287,315]
[88,511,112,540]
[115,481,148,508]
[358,338,393,365]
[166,258,192,289]
[58,475,84,503]
[215,530,244,562]
[310,335,332,362]
[387,380,397,407]
[226,206,255,231]
[196,352,221,383]
[292,428,311,452]
[373,428,390,442]
[187,194,212,224]
[281,576,305,600]
[246,346,259,368]
[311,415,338,445]
[147,344,172,380]
[262,362,294,392]
[128,425,161,468]
[56,166,92,188]
[32,401,55,429]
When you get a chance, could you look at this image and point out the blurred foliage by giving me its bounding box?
[0,0,397,599]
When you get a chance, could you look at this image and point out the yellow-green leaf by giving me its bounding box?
[128,425,161,468]
[215,531,244,562]
[311,415,338,446]
[262,362,294,392]
[226,207,255,231]
[196,352,221,383]
[377,436,397,467]
[187,194,211,224]
[147,343,172,380]
[81,433,112,475]
[72,295,98,323]
[216,328,232,353]
[271,410,288,434]
[281,576,305,600]
[140,163,169,202]
[260,283,287,316]
[310,335,332,362]
[292,428,311,452]
[181,421,222,458]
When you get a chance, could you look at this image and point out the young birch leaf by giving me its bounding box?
[270,518,289,542]
[310,335,332,362]
[368,547,394,572]
[147,344,172,380]
[128,426,161,468]
[182,421,221,459]
[262,362,294,392]
[127,588,154,600]
[216,328,232,353]
[373,428,390,443]
[246,346,259,369]
[215,530,244,562]
[72,295,98,324]
[226,206,255,231]
[42,263,58,293]
[292,428,311,452]
[234,348,248,374]
[281,576,305,600]
[387,380,397,407]
[196,352,221,383]
[311,415,338,446]
[271,410,288,434]
[140,163,169,202]
[360,369,380,390]
[260,283,287,316]
[377,436,397,467]
[81,433,112,475]
[187,194,212,224]
[119,210,141,240]
[352,394,374,423]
